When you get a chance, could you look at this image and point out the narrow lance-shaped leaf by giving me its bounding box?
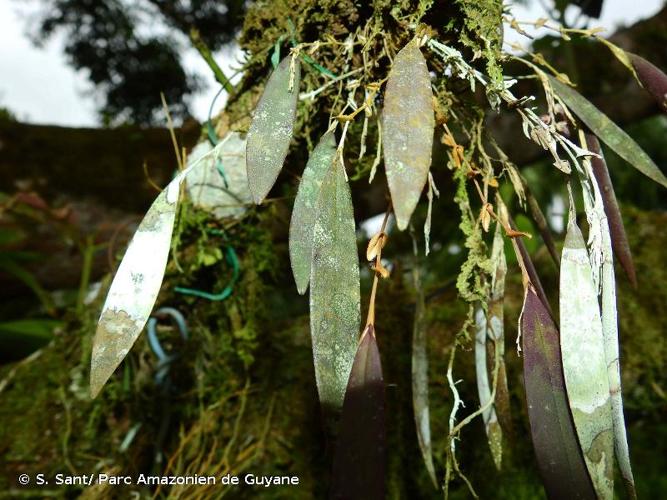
[474,304,502,470]
[628,52,667,113]
[548,74,667,188]
[588,158,637,499]
[330,325,386,500]
[90,139,225,397]
[488,222,512,435]
[521,285,596,500]
[524,182,560,268]
[411,249,437,486]
[383,39,435,230]
[310,158,360,414]
[246,55,301,203]
[560,212,614,500]
[289,131,336,294]
[586,133,637,287]
[508,213,554,321]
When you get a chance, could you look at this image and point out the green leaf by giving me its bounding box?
[560,215,614,500]
[330,325,386,500]
[548,75,667,188]
[474,304,502,470]
[309,157,360,413]
[411,252,437,486]
[521,286,596,500]
[383,39,435,230]
[246,55,301,204]
[289,131,336,294]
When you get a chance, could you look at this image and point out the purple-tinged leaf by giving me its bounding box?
[520,286,596,500]
[331,325,386,500]
[525,184,560,268]
[586,134,637,288]
[628,53,667,113]
[508,213,553,321]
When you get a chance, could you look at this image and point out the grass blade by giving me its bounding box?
[383,39,435,230]
[246,55,301,203]
[289,131,336,294]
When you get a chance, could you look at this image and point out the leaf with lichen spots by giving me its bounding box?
[560,216,614,500]
[474,305,502,470]
[548,75,667,188]
[586,134,636,287]
[521,285,596,500]
[309,157,360,414]
[91,166,192,398]
[289,131,336,294]
[331,325,386,500]
[246,55,301,204]
[383,39,434,230]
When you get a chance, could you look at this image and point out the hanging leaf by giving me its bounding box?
[91,161,200,397]
[488,222,512,435]
[560,215,614,500]
[411,249,437,487]
[548,75,667,188]
[508,213,553,321]
[474,305,502,470]
[330,325,386,500]
[586,134,637,287]
[185,132,252,220]
[628,52,667,113]
[310,158,360,413]
[383,39,435,230]
[590,167,637,499]
[289,131,336,294]
[246,55,301,204]
[521,285,596,500]
[524,183,560,268]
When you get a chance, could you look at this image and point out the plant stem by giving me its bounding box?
[190,28,235,94]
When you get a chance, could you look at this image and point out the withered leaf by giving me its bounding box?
[383,39,435,230]
[521,286,596,500]
[246,55,301,204]
[310,158,360,413]
[331,325,386,500]
[289,131,336,294]
[548,74,667,189]
[560,216,614,499]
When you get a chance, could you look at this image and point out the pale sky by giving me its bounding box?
[0,0,663,127]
